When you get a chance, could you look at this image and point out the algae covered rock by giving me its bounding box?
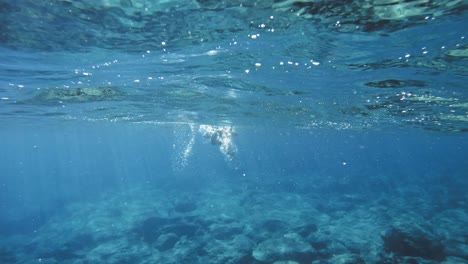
[252,233,316,262]
[272,0,465,32]
[38,87,121,102]
[327,253,365,264]
[382,226,446,261]
[173,201,197,213]
[155,233,178,251]
[203,234,255,264]
[365,79,425,89]
[273,261,300,264]
[445,45,468,58]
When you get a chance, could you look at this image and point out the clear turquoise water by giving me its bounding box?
[0,1,467,263]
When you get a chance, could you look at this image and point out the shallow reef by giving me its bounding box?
[338,89,468,133]
[364,79,426,89]
[272,0,467,32]
[0,177,466,264]
[34,87,122,103]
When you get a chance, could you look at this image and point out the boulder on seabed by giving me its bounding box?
[155,233,178,251]
[252,233,316,263]
[173,201,197,213]
[273,261,300,264]
[327,253,366,264]
[39,87,120,102]
[381,226,445,261]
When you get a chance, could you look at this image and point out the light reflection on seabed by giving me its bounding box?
[172,123,238,171]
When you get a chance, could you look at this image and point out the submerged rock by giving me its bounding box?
[273,261,300,264]
[361,91,468,133]
[365,79,426,88]
[134,216,170,243]
[37,87,121,102]
[328,253,366,264]
[259,219,289,233]
[294,223,318,237]
[155,233,178,251]
[382,226,446,261]
[161,222,200,238]
[252,233,316,262]
[273,0,465,32]
[33,232,94,262]
[173,201,197,213]
[445,45,468,58]
[210,224,244,240]
[0,247,16,263]
[203,234,255,264]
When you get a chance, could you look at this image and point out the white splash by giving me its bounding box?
[199,125,237,161]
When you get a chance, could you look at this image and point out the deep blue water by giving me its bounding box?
[0,1,467,264]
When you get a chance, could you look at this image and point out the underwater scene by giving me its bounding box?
[0,1,467,263]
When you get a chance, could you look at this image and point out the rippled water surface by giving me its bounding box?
[1,0,466,130]
[0,1,467,264]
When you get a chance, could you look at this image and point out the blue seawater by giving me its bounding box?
[0,1,467,263]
